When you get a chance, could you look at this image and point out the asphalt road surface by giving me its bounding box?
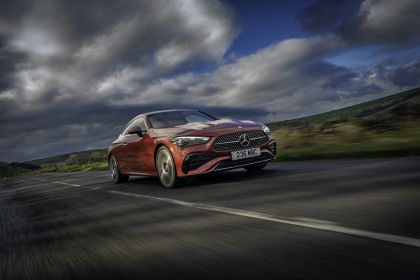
[1,158,420,279]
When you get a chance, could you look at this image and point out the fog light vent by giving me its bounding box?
[268,142,276,155]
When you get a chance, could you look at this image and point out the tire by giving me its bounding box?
[156,146,185,188]
[244,162,267,172]
[109,155,129,183]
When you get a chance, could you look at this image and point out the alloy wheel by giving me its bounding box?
[157,148,175,187]
[110,157,117,181]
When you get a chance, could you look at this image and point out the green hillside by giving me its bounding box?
[268,87,420,128]
[0,162,24,178]
[18,148,109,174]
[267,87,420,160]
[0,161,40,178]
[1,149,108,178]
[27,148,108,166]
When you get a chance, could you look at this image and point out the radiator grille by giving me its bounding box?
[212,130,268,152]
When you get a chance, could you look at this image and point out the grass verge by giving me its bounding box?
[37,161,109,173]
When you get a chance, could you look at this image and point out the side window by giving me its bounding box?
[121,119,136,135]
[122,117,146,135]
[134,118,147,131]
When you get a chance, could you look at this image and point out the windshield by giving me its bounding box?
[148,110,216,129]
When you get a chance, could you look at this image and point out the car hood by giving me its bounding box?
[151,119,263,138]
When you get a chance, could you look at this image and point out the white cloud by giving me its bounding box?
[11,27,62,57]
[101,36,359,120]
[347,0,420,44]
[3,0,239,105]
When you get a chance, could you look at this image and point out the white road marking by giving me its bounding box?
[89,186,107,191]
[292,217,339,225]
[33,178,80,187]
[20,178,106,190]
[52,181,82,187]
[109,190,420,248]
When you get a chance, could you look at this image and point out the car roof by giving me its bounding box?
[136,109,196,118]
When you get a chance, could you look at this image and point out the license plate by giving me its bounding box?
[231,147,261,160]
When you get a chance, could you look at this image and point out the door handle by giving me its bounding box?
[122,142,127,147]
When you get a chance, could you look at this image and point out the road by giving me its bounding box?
[1,158,420,279]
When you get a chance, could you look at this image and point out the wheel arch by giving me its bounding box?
[153,143,167,169]
[153,143,184,188]
[107,153,113,165]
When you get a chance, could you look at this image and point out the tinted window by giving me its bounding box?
[148,111,216,129]
[122,117,146,135]
[135,118,147,131]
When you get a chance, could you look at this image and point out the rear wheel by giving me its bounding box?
[244,162,267,172]
[110,155,129,183]
[156,146,184,188]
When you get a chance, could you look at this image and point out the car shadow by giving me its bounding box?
[127,167,291,189]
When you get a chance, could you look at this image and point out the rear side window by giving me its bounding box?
[135,118,147,131]
[122,117,146,135]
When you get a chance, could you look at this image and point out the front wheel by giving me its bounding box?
[244,162,267,172]
[156,146,184,188]
[109,155,129,183]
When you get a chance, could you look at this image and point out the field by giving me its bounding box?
[0,150,109,178]
[0,162,31,178]
[38,161,109,173]
[28,148,108,167]
[267,87,420,160]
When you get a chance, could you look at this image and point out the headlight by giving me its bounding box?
[263,125,271,136]
[171,136,210,147]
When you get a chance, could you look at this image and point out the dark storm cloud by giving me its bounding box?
[300,0,420,46]
[389,63,420,88]
[0,0,34,22]
[341,0,420,45]
[298,0,358,33]
[318,62,383,97]
[0,103,144,161]
[0,0,239,106]
[321,66,357,89]
[373,61,420,88]
[0,39,23,90]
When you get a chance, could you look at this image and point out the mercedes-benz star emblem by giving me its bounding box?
[239,133,251,147]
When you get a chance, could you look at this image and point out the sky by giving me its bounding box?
[1,0,420,162]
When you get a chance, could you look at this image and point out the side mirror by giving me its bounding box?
[127,126,144,136]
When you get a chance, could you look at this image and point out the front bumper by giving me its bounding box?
[178,140,276,176]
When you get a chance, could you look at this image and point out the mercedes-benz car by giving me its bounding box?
[108,109,276,188]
